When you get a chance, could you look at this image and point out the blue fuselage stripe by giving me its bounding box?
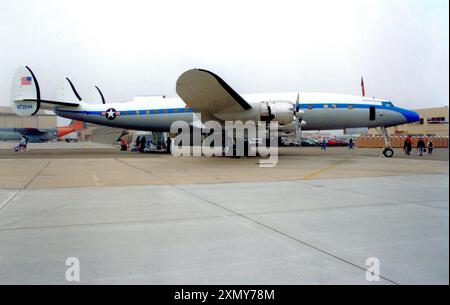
[56,107,194,116]
[56,103,394,116]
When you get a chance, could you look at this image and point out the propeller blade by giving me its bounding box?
[295,92,301,145]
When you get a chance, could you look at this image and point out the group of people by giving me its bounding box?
[319,135,435,157]
[119,135,172,153]
[403,136,434,156]
[133,136,150,153]
[119,136,148,153]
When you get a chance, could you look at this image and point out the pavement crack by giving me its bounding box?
[0,160,50,211]
[170,185,401,285]
[116,157,401,284]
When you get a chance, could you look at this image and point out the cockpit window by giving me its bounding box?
[385,102,394,107]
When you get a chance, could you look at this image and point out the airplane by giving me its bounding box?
[0,120,85,143]
[10,66,420,157]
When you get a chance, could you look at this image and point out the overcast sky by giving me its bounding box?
[0,0,448,109]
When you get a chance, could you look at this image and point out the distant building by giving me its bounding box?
[0,106,56,128]
[369,106,449,137]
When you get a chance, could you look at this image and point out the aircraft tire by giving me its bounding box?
[383,148,394,158]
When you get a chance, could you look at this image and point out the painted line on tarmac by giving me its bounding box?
[302,159,349,180]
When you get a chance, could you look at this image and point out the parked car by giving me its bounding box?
[327,138,348,146]
[288,139,300,147]
[301,138,318,146]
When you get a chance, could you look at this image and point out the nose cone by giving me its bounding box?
[403,109,420,123]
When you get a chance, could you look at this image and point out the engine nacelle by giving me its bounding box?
[260,100,295,125]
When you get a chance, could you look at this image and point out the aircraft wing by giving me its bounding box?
[15,128,49,136]
[176,69,252,122]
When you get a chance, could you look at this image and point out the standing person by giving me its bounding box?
[348,138,354,150]
[120,138,128,151]
[135,136,141,152]
[19,135,27,152]
[321,138,327,151]
[403,137,412,156]
[427,140,434,156]
[166,137,172,153]
[417,138,426,157]
[139,136,146,153]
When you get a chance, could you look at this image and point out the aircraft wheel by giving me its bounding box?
[383,148,394,158]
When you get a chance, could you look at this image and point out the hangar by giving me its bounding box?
[0,106,56,129]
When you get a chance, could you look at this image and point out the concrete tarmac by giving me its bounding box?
[0,143,448,284]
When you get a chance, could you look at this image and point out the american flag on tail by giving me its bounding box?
[21,76,32,86]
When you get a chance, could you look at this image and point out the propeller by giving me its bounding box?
[293,92,302,145]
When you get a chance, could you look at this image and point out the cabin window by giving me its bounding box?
[323,104,329,109]
[348,105,354,110]
[184,107,190,112]
[307,105,313,110]
[369,106,376,121]
[163,109,168,114]
[332,104,337,109]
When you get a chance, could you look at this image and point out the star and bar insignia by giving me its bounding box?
[101,108,121,120]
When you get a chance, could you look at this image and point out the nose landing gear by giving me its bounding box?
[380,126,394,158]
[383,147,394,158]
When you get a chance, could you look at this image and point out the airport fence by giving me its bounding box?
[355,135,449,148]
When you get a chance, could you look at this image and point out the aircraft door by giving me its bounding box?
[369,106,376,121]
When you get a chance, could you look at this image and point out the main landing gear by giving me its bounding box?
[380,126,394,158]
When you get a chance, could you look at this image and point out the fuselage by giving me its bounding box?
[53,92,420,132]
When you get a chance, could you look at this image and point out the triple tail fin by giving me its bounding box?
[10,66,80,117]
